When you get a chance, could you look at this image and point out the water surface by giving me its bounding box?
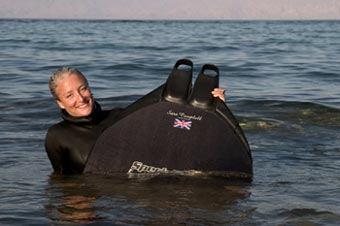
[0,19,339,225]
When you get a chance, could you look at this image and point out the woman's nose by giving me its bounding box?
[75,91,86,102]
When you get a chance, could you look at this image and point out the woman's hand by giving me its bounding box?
[211,88,226,102]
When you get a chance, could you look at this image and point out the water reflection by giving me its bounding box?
[56,195,100,224]
[45,175,102,224]
[45,174,252,225]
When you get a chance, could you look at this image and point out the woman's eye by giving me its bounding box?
[80,86,88,92]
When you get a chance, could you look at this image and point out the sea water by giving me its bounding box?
[0,19,339,225]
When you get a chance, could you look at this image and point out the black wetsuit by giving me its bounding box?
[45,102,122,174]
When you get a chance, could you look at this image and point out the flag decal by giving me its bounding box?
[173,118,192,130]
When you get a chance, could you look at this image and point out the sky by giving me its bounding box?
[1,0,340,20]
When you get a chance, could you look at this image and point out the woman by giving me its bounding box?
[45,67,225,174]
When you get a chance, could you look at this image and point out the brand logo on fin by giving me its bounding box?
[128,161,168,174]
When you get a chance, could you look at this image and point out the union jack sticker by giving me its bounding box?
[173,118,192,130]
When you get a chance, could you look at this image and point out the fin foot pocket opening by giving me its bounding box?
[163,59,193,104]
[189,64,219,109]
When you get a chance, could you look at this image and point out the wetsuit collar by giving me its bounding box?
[61,101,102,125]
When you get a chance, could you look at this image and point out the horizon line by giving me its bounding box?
[1,17,340,22]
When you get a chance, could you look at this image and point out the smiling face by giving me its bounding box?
[55,73,94,117]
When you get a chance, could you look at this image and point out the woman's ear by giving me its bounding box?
[56,99,65,109]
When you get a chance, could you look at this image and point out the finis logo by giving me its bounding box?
[128,161,168,174]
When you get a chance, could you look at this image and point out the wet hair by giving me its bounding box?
[49,67,89,100]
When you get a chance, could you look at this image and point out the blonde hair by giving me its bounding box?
[49,67,88,100]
